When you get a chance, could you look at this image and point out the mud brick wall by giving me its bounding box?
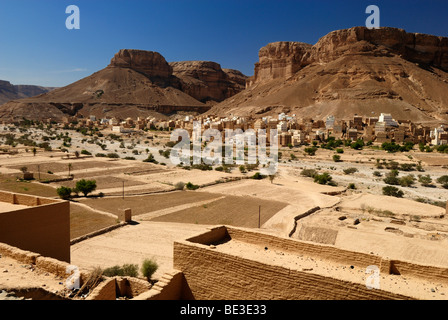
[0,191,70,262]
[173,241,411,300]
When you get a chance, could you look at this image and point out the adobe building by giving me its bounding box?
[0,190,70,262]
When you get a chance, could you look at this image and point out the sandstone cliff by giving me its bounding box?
[170,61,247,103]
[210,27,448,124]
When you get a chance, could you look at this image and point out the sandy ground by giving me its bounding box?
[1,127,448,299]
[0,255,67,296]
[70,222,209,280]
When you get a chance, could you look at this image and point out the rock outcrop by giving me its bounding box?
[248,42,312,87]
[210,26,448,124]
[109,49,173,79]
[247,27,448,88]
[170,61,247,103]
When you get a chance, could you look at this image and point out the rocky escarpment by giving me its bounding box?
[210,27,448,123]
[170,61,247,103]
[247,42,312,87]
[247,27,448,88]
[109,49,173,79]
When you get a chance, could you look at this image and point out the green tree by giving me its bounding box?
[75,179,97,197]
[56,186,72,200]
[314,172,333,185]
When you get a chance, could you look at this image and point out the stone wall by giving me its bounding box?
[0,191,70,262]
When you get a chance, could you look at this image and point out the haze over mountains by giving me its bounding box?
[0,80,56,106]
[1,26,448,124]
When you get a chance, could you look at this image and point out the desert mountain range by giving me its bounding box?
[0,49,247,121]
[1,26,448,124]
[0,80,55,106]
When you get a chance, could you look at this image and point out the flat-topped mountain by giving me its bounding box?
[209,27,448,124]
[0,49,246,121]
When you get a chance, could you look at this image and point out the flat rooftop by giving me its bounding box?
[0,202,29,213]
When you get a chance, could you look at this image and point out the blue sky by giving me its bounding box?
[0,0,447,87]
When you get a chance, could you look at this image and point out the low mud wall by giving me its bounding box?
[173,226,448,300]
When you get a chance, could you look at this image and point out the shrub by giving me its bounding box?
[102,264,139,277]
[383,186,404,198]
[95,153,107,158]
[332,155,342,162]
[336,148,344,154]
[186,182,199,190]
[124,157,136,160]
[107,153,119,159]
[81,150,91,155]
[141,258,158,281]
[383,170,400,185]
[300,169,317,178]
[252,172,266,180]
[314,172,333,185]
[373,171,382,177]
[304,147,317,156]
[174,182,185,190]
[399,163,416,172]
[56,186,72,200]
[399,174,416,187]
[75,179,97,197]
[418,175,433,187]
[437,175,448,189]
[348,183,356,190]
[143,153,158,164]
[343,167,358,175]
[350,140,364,150]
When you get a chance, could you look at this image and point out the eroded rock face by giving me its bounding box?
[170,61,247,103]
[248,42,312,87]
[313,27,448,69]
[109,49,173,79]
[248,27,448,87]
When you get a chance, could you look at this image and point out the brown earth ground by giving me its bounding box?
[0,141,447,299]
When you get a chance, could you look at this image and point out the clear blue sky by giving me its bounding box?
[0,0,447,87]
